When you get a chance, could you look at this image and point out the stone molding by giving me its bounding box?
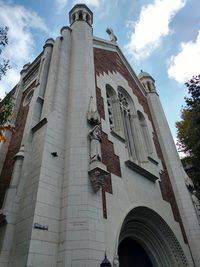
[125,160,158,182]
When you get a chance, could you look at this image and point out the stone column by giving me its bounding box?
[38,38,54,98]
[52,26,71,112]
[41,36,62,118]
[31,39,54,125]
[10,146,25,188]
[0,145,24,266]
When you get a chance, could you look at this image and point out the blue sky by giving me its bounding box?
[0,0,200,147]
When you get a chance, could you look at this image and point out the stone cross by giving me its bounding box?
[106,28,117,43]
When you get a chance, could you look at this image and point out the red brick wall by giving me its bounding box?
[0,81,36,208]
[96,85,121,218]
[101,132,121,178]
[96,87,105,120]
[101,131,121,218]
[94,47,187,242]
[102,174,112,219]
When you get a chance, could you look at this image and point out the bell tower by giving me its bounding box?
[138,70,156,93]
[69,4,93,26]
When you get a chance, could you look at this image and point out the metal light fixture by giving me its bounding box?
[100,253,112,267]
[51,152,58,157]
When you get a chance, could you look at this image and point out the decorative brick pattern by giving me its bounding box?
[101,130,121,219]
[96,87,105,119]
[0,81,36,208]
[102,173,113,218]
[102,189,107,219]
[101,132,121,179]
[94,48,152,121]
[94,47,187,241]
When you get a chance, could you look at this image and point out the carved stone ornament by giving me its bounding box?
[89,125,102,163]
[88,111,109,192]
[88,161,109,192]
[87,96,100,125]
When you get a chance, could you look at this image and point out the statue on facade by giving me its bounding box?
[192,190,200,217]
[89,124,102,162]
[88,124,109,192]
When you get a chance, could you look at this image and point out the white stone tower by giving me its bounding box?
[139,70,200,266]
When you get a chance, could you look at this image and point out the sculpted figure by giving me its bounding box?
[89,125,101,162]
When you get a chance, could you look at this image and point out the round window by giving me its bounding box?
[23,89,34,106]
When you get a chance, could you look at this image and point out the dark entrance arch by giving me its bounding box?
[117,207,189,267]
[118,238,153,267]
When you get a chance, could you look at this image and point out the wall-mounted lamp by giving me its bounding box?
[100,253,112,267]
[51,152,58,157]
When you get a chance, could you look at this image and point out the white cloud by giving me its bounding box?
[55,0,68,13]
[56,0,101,13]
[125,0,186,59]
[73,0,100,7]
[0,2,48,99]
[168,31,200,83]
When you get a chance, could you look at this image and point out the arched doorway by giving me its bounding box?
[117,207,188,267]
[118,238,153,267]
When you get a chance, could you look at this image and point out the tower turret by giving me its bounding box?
[69,4,93,26]
[138,70,156,93]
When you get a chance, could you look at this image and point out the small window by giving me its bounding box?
[78,11,83,20]
[86,13,90,22]
[72,13,76,22]
[147,81,152,92]
[23,89,34,106]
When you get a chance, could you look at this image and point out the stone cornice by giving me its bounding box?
[125,160,159,182]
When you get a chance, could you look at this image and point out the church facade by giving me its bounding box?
[0,4,200,267]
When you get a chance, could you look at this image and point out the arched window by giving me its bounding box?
[86,13,90,22]
[106,85,124,137]
[23,89,34,107]
[78,11,83,20]
[137,111,153,155]
[118,88,138,161]
[72,13,76,22]
[106,91,114,129]
[106,85,151,163]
